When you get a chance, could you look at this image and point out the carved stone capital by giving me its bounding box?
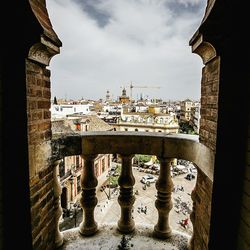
[28,35,60,66]
[190,33,216,64]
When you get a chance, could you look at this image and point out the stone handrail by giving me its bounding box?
[51,131,214,246]
[52,131,214,181]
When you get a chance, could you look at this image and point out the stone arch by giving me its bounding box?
[188,1,250,249]
[24,1,62,249]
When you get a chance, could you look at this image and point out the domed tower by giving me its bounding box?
[122,87,126,97]
[106,90,111,102]
[119,87,130,104]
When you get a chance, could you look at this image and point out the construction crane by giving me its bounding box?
[129,82,161,103]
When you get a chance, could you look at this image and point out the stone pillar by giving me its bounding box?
[153,157,174,239]
[52,160,64,247]
[79,154,98,236]
[117,154,135,233]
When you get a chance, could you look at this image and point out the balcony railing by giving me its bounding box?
[51,131,214,248]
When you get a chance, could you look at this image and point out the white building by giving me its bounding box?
[50,104,93,118]
[190,103,201,134]
[103,104,122,114]
[115,112,179,133]
[135,103,148,113]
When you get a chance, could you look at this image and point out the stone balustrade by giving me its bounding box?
[51,131,214,248]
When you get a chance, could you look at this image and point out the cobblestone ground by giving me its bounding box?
[60,166,197,236]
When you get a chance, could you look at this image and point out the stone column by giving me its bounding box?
[52,160,63,247]
[79,154,98,236]
[153,157,174,239]
[117,154,135,233]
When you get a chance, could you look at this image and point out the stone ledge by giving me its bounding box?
[58,223,190,250]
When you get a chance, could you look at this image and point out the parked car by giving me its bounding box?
[107,170,115,177]
[106,165,118,177]
[140,174,157,185]
[185,173,195,181]
[189,166,197,173]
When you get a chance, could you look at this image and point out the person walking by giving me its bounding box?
[180,218,189,229]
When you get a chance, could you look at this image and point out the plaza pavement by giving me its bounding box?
[60,165,197,236]
[95,166,196,236]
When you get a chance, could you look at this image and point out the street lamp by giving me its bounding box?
[69,176,74,202]
[73,203,78,228]
[100,170,112,200]
[108,170,111,200]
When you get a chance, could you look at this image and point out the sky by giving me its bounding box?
[47,0,207,102]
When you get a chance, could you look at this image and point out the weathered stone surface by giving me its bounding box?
[59,224,190,250]
[51,135,82,160]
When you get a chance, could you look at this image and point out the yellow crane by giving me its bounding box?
[128,82,161,103]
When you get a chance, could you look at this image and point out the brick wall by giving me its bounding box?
[26,0,61,248]
[192,57,220,249]
[199,57,220,151]
[26,59,55,250]
[192,170,213,250]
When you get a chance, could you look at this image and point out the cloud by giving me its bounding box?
[47,0,206,101]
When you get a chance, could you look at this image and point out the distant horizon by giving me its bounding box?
[52,94,200,103]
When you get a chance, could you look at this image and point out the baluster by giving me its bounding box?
[117,154,135,233]
[52,160,64,247]
[79,154,98,236]
[153,157,174,239]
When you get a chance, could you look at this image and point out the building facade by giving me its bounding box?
[114,112,179,133]
[189,103,201,134]
[180,99,194,123]
[52,116,113,210]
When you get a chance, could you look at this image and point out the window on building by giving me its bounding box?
[59,158,65,178]
[95,163,98,177]
[135,128,138,131]
[102,158,105,173]
[76,123,81,131]
[125,128,128,131]
[75,155,79,168]
[77,176,81,193]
